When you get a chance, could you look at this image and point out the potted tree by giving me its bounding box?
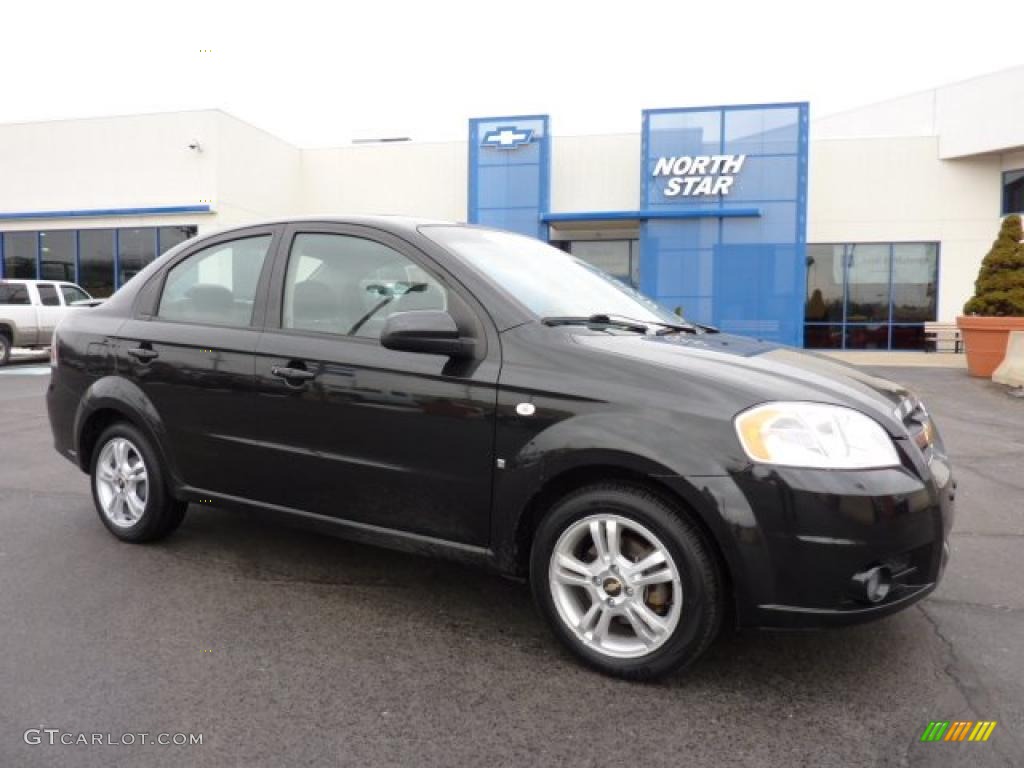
[958,214,1024,377]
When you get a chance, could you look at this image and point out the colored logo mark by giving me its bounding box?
[481,126,533,149]
[920,721,997,742]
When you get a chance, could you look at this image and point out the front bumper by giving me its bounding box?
[679,437,954,629]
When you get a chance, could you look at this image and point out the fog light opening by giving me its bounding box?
[852,566,893,604]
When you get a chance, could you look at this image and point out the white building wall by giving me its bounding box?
[213,113,301,227]
[808,136,1001,322]
[936,68,1024,158]
[550,134,640,213]
[298,142,466,220]
[0,110,306,236]
[811,65,1024,159]
[814,91,937,142]
[0,110,222,233]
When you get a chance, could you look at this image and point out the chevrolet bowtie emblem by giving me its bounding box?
[481,126,533,149]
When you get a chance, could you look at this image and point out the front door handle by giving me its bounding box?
[126,346,159,362]
[271,365,315,382]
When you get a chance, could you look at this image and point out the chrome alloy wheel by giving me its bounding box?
[548,514,683,659]
[95,437,149,528]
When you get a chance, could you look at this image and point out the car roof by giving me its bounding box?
[198,215,466,240]
[0,279,78,285]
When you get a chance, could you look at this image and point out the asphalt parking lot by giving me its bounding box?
[0,359,1021,768]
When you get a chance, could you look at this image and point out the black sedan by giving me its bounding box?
[46,217,954,680]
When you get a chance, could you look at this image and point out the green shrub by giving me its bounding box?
[963,214,1024,316]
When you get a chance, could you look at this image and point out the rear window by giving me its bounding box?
[157,236,272,327]
[37,284,60,306]
[0,282,30,305]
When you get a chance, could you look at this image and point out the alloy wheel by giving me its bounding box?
[548,514,683,659]
[94,437,149,528]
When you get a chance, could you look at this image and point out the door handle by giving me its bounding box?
[271,365,315,382]
[126,346,159,362]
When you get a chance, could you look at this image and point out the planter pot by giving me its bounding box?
[957,315,1024,377]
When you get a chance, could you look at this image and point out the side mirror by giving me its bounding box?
[380,310,474,358]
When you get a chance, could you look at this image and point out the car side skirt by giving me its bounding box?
[179,486,501,571]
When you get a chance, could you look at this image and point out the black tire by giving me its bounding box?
[0,332,10,366]
[90,422,187,542]
[530,482,723,681]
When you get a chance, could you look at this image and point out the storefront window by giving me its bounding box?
[845,244,891,323]
[805,242,938,350]
[0,224,198,294]
[568,240,640,287]
[805,245,844,323]
[3,232,37,279]
[1003,169,1024,215]
[118,228,157,287]
[891,243,938,322]
[39,230,76,281]
[79,229,116,298]
[159,225,197,254]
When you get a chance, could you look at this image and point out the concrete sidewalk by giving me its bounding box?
[822,350,967,368]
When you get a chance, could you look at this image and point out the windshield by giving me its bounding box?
[422,226,685,326]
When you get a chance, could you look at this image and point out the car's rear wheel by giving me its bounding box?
[90,423,186,542]
[530,483,723,681]
[0,333,10,366]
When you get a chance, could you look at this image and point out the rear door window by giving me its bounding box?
[37,284,60,306]
[157,236,272,327]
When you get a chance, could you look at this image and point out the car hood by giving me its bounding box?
[573,331,913,433]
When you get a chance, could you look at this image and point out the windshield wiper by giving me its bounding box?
[590,313,701,335]
[541,314,650,333]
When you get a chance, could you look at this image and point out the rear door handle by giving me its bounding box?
[126,346,159,361]
[271,366,315,382]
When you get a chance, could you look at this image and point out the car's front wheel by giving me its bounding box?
[531,483,724,681]
[90,423,186,542]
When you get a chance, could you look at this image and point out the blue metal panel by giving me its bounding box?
[468,115,550,239]
[0,204,212,222]
[541,208,761,223]
[640,103,809,347]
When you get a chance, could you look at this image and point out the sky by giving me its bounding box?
[1,0,1020,147]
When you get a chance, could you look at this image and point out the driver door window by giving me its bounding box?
[282,233,447,340]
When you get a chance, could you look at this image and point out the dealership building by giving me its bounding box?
[1,67,1023,350]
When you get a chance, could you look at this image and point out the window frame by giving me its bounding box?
[0,281,31,305]
[136,225,283,329]
[804,240,940,350]
[264,223,487,352]
[567,239,640,288]
[59,283,91,305]
[1002,169,1024,216]
[36,283,61,306]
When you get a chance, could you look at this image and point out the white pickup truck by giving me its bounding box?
[0,279,97,365]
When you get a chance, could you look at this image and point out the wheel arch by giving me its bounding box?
[74,376,184,492]
[505,458,741,626]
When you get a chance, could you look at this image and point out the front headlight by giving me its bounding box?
[734,402,900,469]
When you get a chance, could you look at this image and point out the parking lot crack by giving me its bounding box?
[925,596,1022,613]
[916,604,1023,763]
